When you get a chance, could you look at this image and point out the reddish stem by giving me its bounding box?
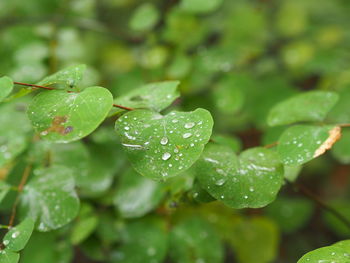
[113,104,134,111]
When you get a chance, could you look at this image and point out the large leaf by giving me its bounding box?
[297,245,350,263]
[21,166,80,231]
[114,169,165,218]
[36,64,86,89]
[277,125,341,166]
[115,108,213,180]
[169,216,224,263]
[267,91,339,126]
[113,81,180,112]
[0,76,13,102]
[196,144,284,208]
[27,86,113,143]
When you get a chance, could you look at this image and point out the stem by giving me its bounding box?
[264,141,278,149]
[289,181,350,231]
[13,81,134,111]
[8,164,32,228]
[0,224,9,229]
[339,123,350,128]
[14,81,55,90]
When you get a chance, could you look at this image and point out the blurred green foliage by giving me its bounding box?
[1,0,350,262]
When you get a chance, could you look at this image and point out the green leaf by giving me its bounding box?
[277,125,341,166]
[113,81,180,112]
[3,218,34,252]
[112,218,168,263]
[297,245,350,263]
[0,99,32,166]
[70,204,98,245]
[129,3,159,32]
[195,144,284,208]
[180,0,223,14]
[230,217,279,263]
[169,216,224,263]
[265,197,313,233]
[115,108,213,180]
[0,182,10,204]
[21,165,80,231]
[267,91,339,126]
[114,169,164,218]
[36,64,86,89]
[332,129,350,164]
[27,86,113,143]
[0,76,13,102]
[0,250,19,263]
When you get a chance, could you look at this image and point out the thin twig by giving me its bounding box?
[8,164,32,228]
[289,181,350,231]
[14,81,55,90]
[339,123,350,128]
[112,104,134,111]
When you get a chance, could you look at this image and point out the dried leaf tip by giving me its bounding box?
[313,126,341,158]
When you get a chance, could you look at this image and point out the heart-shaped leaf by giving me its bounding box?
[27,86,113,143]
[277,125,341,166]
[297,245,350,263]
[115,109,213,180]
[267,91,339,126]
[0,76,13,102]
[195,144,284,208]
[113,81,180,112]
[36,64,86,89]
[21,166,80,232]
[3,218,34,252]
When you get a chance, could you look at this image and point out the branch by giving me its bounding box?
[13,81,134,111]
[8,164,32,228]
[288,181,350,231]
[264,141,279,149]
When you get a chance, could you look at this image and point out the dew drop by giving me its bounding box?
[183,133,192,139]
[184,122,195,129]
[160,137,169,145]
[162,152,171,161]
[215,179,226,186]
[12,231,20,238]
[172,119,178,123]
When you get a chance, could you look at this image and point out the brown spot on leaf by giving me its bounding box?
[43,116,74,135]
[313,126,342,158]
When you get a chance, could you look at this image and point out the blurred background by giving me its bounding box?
[1,0,350,262]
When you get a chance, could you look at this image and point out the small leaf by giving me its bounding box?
[0,76,13,102]
[277,125,341,166]
[113,81,180,112]
[230,217,279,263]
[0,99,32,167]
[0,250,19,263]
[332,129,350,164]
[115,108,213,180]
[180,0,224,14]
[3,218,34,252]
[267,91,339,126]
[28,86,113,143]
[195,144,284,208]
[129,3,159,32]
[113,218,168,263]
[36,64,86,89]
[21,166,80,232]
[114,169,164,218]
[169,216,224,263]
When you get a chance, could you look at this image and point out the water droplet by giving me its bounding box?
[162,152,171,161]
[183,133,192,139]
[249,187,254,192]
[12,231,20,238]
[124,126,130,130]
[172,119,178,123]
[185,122,195,129]
[215,179,226,186]
[160,137,168,145]
[244,195,248,199]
